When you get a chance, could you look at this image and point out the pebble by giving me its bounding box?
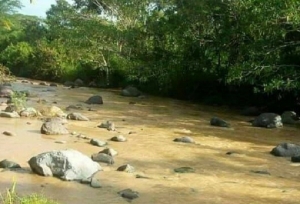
[3,131,16,136]
[118,189,139,200]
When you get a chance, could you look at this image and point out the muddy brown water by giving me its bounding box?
[0,79,300,204]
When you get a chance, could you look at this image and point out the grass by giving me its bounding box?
[1,182,60,204]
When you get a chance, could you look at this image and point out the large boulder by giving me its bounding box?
[281,111,298,124]
[28,149,102,181]
[252,113,283,128]
[85,95,103,105]
[41,121,69,135]
[0,86,13,98]
[270,143,300,157]
[121,86,142,97]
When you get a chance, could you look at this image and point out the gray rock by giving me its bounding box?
[99,148,118,157]
[0,111,20,118]
[210,117,230,127]
[173,136,194,143]
[0,159,21,168]
[252,113,283,128]
[41,121,69,135]
[67,112,89,121]
[28,149,102,181]
[85,95,103,105]
[20,107,41,117]
[117,164,135,173]
[111,135,127,142]
[91,153,114,165]
[270,143,300,157]
[0,86,13,98]
[121,86,142,97]
[90,139,107,147]
[98,121,115,131]
[90,177,101,188]
[281,111,298,124]
[118,189,139,200]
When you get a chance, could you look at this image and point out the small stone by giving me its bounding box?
[98,121,115,131]
[55,141,67,144]
[250,170,270,175]
[174,167,195,173]
[3,131,16,136]
[135,174,151,179]
[91,153,114,165]
[90,177,102,188]
[90,138,107,147]
[111,135,127,142]
[99,148,118,157]
[173,136,194,143]
[117,164,135,173]
[128,131,136,134]
[118,189,139,200]
[80,178,92,184]
[0,159,21,168]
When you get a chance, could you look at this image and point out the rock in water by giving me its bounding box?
[121,86,142,97]
[252,113,283,128]
[281,111,298,124]
[270,143,300,157]
[41,121,69,135]
[28,149,102,181]
[85,95,103,104]
[210,117,230,127]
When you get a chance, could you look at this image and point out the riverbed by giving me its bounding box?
[0,79,300,204]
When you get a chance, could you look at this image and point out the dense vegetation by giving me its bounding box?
[1,0,300,110]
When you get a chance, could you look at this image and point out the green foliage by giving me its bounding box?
[10,91,27,111]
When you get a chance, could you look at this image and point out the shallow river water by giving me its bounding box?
[0,79,300,204]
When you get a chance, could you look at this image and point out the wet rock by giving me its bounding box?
[0,86,13,98]
[252,113,283,128]
[250,170,270,175]
[91,153,114,165]
[41,121,69,135]
[117,164,135,173]
[98,121,115,131]
[66,105,83,111]
[2,131,16,136]
[85,95,103,105]
[67,112,89,121]
[281,111,298,124]
[118,189,139,200]
[90,138,107,147]
[121,86,142,97]
[0,111,20,118]
[28,149,102,181]
[90,177,101,188]
[20,107,41,117]
[0,159,21,168]
[99,148,118,157]
[74,79,84,87]
[174,167,195,173]
[111,135,127,142]
[271,143,300,157]
[210,117,230,127]
[173,136,194,143]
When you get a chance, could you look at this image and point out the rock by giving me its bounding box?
[40,106,66,118]
[0,86,13,98]
[174,167,195,173]
[98,121,115,131]
[28,149,102,181]
[74,79,84,87]
[241,106,262,116]
[2,131,16,136]
[91,153,114,165]
[291,156,300,162]
[80,178,92,184]
[90,139,107,147]
[117,164,135,173]
[67,112,89,121]
[66,105,83,111]
[121,86,142,97]
[4,105,17,112]
[41,121,69,135]
[39,82,48,86]
[20,107,41,117]
[173,136,194,143]
[49,83,58,87]
[270,143,300,157]
[111,135,126,142]
[118,189,139,200]
[85,95,103,105]
[0,159,21,168]
[281,111,298,124]
[210,117,230,127]
[99,148,118,157]
[252,113,283,128]
[0,111,20,118]
[90,177,101,188]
